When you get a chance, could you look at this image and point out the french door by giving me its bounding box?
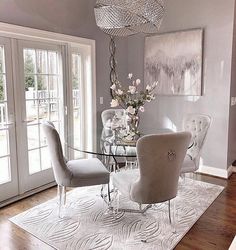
[0,31,95,204]
[16,41,64,193]
[0,37,18,201]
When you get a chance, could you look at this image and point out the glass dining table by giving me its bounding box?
[71,128,194,173]
[72,132,138,172]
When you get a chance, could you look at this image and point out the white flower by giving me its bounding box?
[125,134,134,141]
[110,99,119,107]
[136,79,141,85]
[128,73,133,79]
[126,106,136,115]
[152,81,158,87]
[146,94,155,102]
[110,84,116,90]
[129,86,136,94]
[116,89,123,95]
[139,106,145,112]
[146,85,152,91]
[150,94,155,100]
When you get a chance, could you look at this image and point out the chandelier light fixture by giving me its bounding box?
[94,0,165,37]
[94,0,165,96]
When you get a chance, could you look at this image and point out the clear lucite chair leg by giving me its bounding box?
[112,188,120,218]
[58,185,63,218]
[139,203,148,243]
[63,186,66,205]
[58,185,66,218]
[169,199,177,233]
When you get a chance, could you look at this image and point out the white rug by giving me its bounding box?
[10,178,224,250]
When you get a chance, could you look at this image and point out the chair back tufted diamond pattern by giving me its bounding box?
[183,114,211,168]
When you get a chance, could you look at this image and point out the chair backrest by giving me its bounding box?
[101,109,126,141]
[183,114,211,167]
[101,109,126,129]
[41,121,71,186]
[130,132,191,204]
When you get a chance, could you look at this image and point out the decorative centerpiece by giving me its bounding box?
[110,73,158,141]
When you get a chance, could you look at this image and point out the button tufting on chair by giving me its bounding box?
[180,114,211,175]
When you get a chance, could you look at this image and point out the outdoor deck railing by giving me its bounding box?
[0,89,79,126]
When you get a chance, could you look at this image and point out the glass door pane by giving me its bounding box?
[0,47,11,184]
[68,52,84,159]
[72,53,83,158]
[23,48,62,174]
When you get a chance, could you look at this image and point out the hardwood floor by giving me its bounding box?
[0,174,235,250]
[176,174,236,250]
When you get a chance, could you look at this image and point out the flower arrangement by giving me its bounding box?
[110,73,158,141]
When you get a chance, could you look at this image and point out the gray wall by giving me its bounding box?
[0,0,128,133]
[128,0,235,171]
[0,0,235,171]
[228,1,236,166]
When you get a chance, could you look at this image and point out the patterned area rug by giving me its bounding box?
[10,178,224,250]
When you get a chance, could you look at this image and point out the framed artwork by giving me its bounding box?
[144,29,203,96]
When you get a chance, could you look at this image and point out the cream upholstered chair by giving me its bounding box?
[42,121,110,216]
[112,132,191,223]
[180,114,211,174]
[101,109,126,142]
[101,109,127,170]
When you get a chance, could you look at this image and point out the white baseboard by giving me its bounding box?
[197,165,234,179]
[0,181,56,208]
[228,166,236,177]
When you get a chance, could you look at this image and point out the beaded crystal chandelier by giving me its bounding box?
[94,0,165,37]
[94,0,165,96]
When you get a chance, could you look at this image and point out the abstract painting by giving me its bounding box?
[144,29,203,96]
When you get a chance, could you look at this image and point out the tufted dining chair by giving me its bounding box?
[112,132,191,224]
[180,114,211,174]
[42,121,110,217]
[101,109,127,170]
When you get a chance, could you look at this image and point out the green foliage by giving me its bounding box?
[24,53,35,90]
[0,51,47,100]
[0,79,3,101]
[24,52,45,91]
[72,74,79,89]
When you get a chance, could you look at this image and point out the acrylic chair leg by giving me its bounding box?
[168,200,172,224]
[113,188,120,217]
[57,185,63,218]
[63,186,67,205]
[139,203,142,211]
[169,199,177,233]
[139,203,148,243]
[107,182,111,203]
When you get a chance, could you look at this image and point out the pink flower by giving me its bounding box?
[139,106,145,112]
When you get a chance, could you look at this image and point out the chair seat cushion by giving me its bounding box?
[180,154,197,174]
[67,158,110,187]
[112,169,139,198]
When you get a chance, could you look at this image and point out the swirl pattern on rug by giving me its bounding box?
[10,178,224,250]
